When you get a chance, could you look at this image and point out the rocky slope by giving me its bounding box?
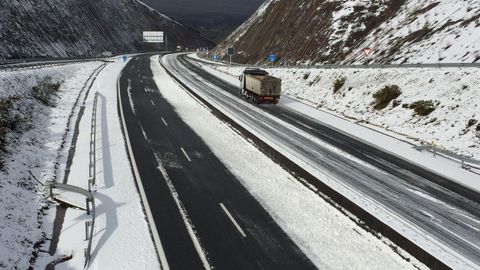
[142,0,263,42]
[0,0,213,59]
[215,0,480,65]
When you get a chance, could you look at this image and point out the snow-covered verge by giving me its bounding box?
[33,58,160,269]
[153,56,426,269]
[0,62,102,269]
[212,64,480,160]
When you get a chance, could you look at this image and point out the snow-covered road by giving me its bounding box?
[162,53,480,270]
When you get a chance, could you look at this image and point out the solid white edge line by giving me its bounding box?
[161,117,168,127]
[180,147,192,162]
[117,72,170,270]
[219,203,247,238]
[156,163,212,270]
[151,100,155,106]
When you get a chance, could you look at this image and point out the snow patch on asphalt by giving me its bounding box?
[151,56,425,270]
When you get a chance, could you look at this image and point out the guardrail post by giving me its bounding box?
[85,221,91,240]
[45,181,54,198]
[86,198,91,215]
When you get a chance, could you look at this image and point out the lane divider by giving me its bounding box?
[155,161,212,270]
[117,70,171,270]
[219,203,247,238]
[160,54,452,270]
[181,147,192,162]
[161,117,168,127]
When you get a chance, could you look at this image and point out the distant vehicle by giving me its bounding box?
[176,45,183,52]
[239,68,281,104]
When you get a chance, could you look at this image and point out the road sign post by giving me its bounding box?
[227,47,235,66]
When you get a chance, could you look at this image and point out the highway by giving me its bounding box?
[118,55,316,270]
[160,53,480,269]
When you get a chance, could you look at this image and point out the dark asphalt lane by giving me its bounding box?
[119,55,316,269]
[163,53,480,268]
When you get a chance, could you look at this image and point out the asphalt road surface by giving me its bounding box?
[161,53,480,269]
[119,55,316,270]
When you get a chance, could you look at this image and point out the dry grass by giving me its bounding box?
[409,100,438,116]
[372,85,402,110]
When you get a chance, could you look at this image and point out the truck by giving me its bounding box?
[239,68,282,104]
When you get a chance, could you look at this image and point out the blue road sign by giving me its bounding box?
[268,54,277,62]
[122,55,128,62]
[212,55,219,62]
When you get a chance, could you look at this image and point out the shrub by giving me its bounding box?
[467,119,478,128]
[303,72,311,80]
[392,99,401,108]
[31,76,62,106]
[372,85,402,110]
[409,100,438,116]
[0,96,21,168]
[332,77,346,94]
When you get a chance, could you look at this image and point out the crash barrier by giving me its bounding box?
[45,92,100,268]
[414,144,480,171]
[0,59,106,72]
[189,54,480,69]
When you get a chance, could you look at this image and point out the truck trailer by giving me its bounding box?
[239,68,281,104]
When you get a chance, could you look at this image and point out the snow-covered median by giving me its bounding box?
[151,56,425,269]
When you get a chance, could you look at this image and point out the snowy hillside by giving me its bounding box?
[215,0,480,65]
[0,62,103,269]
[210,64,480,160]
[0,0,213,59]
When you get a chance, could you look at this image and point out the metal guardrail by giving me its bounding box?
[190,54,480,70]
[187,54,480,172]
[414,144,480,171]
[45,92,100,268]
[0,59,107,72]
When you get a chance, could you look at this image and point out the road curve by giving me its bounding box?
[162,53,480,270]
[118,55,316,270]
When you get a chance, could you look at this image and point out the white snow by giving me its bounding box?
[344,0,480,64]
[207,62,480,163]
[220,0,480,64]
[31,58,159,269]
[170,54,480,269]
[152,55,426,269]
[0,62,102,269]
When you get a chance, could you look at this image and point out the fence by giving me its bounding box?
[45,92,99,268]
[413,144,480,171]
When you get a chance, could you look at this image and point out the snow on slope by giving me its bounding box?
[343,0,480,63]
[0,62,103,269]
[209,64,480,160]
[32,58,160,270]
[0,0,213,59]
[216,0,480,65]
